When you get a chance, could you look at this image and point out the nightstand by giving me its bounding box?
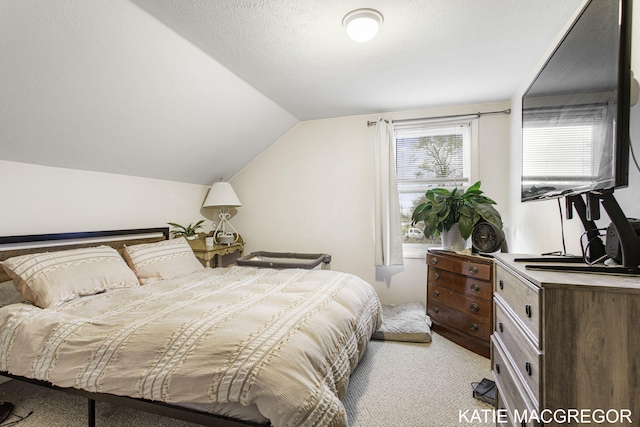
[426,249,493,358]
[186,233,244,267]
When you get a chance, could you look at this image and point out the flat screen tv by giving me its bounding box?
[521,0,632,202]
[520,0,640,271]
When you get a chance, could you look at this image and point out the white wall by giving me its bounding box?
[0,104,510,308]
[507,1,640,256]
[230,101,511,305]
[0,160,212,236]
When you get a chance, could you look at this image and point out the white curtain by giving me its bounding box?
[374,118,404,266]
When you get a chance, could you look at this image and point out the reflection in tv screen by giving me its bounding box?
[521,0,627,202]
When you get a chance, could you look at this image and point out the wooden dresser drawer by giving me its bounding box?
[428,300,491,341]
[427,253,492,281]
[428,267,492,300]
[427,250,493,358]
[494,299,542,407]
[495,264,540,347]
[493,254,640,425]
[495,391,510,426]
[428,282,491,318]
[492,337,540,427]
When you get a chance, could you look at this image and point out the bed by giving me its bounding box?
[0,228,382,427]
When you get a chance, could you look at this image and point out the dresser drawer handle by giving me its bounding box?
[469,266,478,275]
[495,363,500,374]
[498,322,504,333]
[470,303,479,313]
[433,307,439,313]
[525,362,532,376]
[433,290,439,297]
[469,324,479,332]
[433,272,440,280]
[470,283,480,292]
[499,280,504,290]
[525,304,532,318]
[430,257,438,265]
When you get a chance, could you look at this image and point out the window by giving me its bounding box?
[394,118,478,255]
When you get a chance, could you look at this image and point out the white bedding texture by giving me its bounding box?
[0,265,382,427]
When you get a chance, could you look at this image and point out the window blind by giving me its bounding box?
[395,121,471,189]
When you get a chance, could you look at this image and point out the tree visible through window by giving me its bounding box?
[415,134,464,179]
[395,119,474,247]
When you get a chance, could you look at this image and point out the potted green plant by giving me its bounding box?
[167,220,205,240]
[411,181,502,249]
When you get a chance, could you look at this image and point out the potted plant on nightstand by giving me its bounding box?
[167,220,205,240]
[411,181,502,250]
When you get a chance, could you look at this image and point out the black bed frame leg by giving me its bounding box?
[88,398,96,427]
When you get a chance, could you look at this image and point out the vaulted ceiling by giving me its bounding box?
[1,0,583,185]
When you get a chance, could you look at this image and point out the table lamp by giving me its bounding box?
[202,180,242,244]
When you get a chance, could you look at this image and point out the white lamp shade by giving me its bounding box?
[343,9,383,43]
[203,181,242,208]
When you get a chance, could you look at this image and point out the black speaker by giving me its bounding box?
[605,219,640,264]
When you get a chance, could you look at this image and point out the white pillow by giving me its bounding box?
[1,246,140,308]
[123,237,204,285]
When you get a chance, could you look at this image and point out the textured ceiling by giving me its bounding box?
[131,0,585,120]
[1,0,585,184]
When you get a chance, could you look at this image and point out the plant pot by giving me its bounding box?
[186,235,198,240]
[441,223,467,251]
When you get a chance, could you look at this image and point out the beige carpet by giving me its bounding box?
[344,333,495,427]
[0,332,495,427]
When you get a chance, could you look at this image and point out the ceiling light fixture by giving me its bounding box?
[342,8,383,43]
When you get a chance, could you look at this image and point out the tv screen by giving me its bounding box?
[521,0,631,202]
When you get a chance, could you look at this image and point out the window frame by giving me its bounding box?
[394,118,479,258]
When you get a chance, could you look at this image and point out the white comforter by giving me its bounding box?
[0,266,382,427]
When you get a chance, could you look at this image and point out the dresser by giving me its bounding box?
[426,249,493,358]
[492,254,640,426]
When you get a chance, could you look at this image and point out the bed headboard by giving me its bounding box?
[0,227,169,283]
